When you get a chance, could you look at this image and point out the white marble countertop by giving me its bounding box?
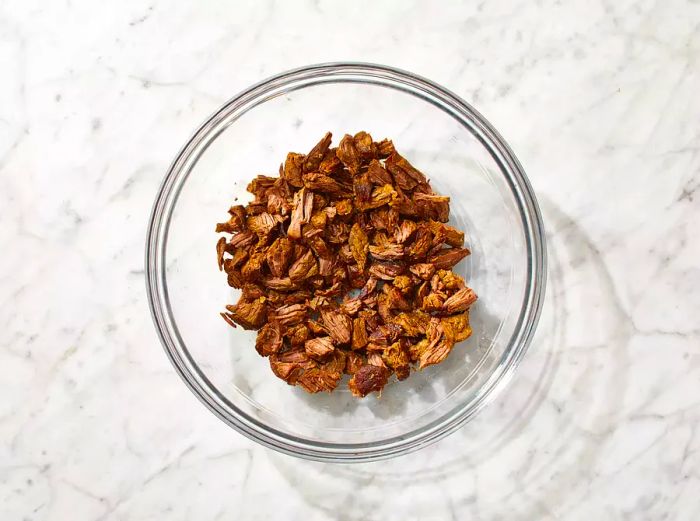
[2,1,699,519]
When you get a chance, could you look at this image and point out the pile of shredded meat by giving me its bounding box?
[216,132,477,397]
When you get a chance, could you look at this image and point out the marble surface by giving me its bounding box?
[1,0,699,519]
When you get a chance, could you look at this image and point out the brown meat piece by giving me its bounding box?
[344,351,365,375]
[288,249,319,282]
[442,287,478,313]
[353,131,376,160]
[376,139,395,158]
[433,269,465,291]
[320,307,352,345]
[269,349,316,384]
[216,205,247,233]
[239,252,264,281]
[368,261,405,280]
[272,303,307,327]
[283,152,305,188]
[385,151,429,191]
[266,237,294,278]
[304,132,332,172]
[266,187,291,216]
[441,312,473,342]
[366,159,393,185]
[360,184,397,210]
[225,298,267,330]
[348,364,391,397]
[409,263,436,280]
[418,319,456,369]
[255,321,283,356]
[369,208,399,232]
[351,317,369,349]
[394,220,417,244]
[288,188,313,239]
[319,148,342,176]
[382,341,410,380]
[427,247,471,270]
[286,323,310,346]
[392,275,413,294]
[428,220,464,247]
[414,192,450,222]
[421,292,445,312]
[392,310,431,336]
[336,134,362,174]
[216,237,227,271]
[353,172,373,207]
[368,243,404,261]
[227,230,257,249]
[367,323,403,345]
[349,223,369,272]
[406,227,433,260]
[333,199,353,216]
[305,336,335,360]
[303,173,349,195]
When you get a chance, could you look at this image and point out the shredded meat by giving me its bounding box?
[216,132,477,397]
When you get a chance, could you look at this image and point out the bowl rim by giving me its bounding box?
[145,62,547,462]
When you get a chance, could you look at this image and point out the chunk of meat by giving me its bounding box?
[364,184,398,210]
[303,173,349,195]
[255,321,283,356]
[368,243,404,261]
[351,317,369,349]
[442,287,478,313]
[216,237,227,271]
[414,192,450,222]
[416,319,456,369]
[376,139,395,158]
[382,341,410,380]
[409,263,436,280]
[288,249,319,282]
[269,349,315,384]
[427,220,464,247]
[216,205,247,233]
[320,307,353,345]
[392,310,431,336]
[349,223,369,271]
[266,237,294,277]
[283,152,305,188]
[336,134,362,175]
[441,312,473,342]
[348,365,391,397]
[227,230,257,249]
[285,323,310,346]
[368,261,406,280]
[271,303,307,327]
[385,151,429,191]
[353,131,377,161]
[288,188,313,239]
[224,297,267,330]
[344,351,365,375]
[304,132,332,172]
[366,159,393,185]
[305,336,335,360]
[427,247,471,270]
[319,148,342,176]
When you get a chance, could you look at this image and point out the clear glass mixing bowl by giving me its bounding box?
[146,63,546,462]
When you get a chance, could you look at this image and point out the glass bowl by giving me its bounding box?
[145,63,546,462]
